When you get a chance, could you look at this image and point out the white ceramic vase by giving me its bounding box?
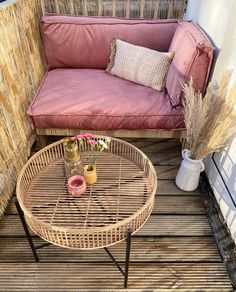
[175,149,205,191]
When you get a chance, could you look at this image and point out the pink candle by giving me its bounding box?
[68,175,86,196]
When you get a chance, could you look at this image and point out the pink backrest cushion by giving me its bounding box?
[166,21,214,106]
[41,15,178,70]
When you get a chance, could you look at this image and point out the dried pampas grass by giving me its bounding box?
[183,70,236,160]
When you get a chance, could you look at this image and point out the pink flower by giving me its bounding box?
[74,134,84,140]
[83,133,95,139]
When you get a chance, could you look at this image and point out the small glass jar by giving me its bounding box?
[63,137,83,179]
[64,160,83,178]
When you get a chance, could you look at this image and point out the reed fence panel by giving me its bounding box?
[41,0,186,19]
[0,0,45,217]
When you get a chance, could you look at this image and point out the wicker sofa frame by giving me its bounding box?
[36,129,186,148]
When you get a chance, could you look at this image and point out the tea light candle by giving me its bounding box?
[68,175,86,196]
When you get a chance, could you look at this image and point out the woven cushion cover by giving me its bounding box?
[27,69,184,130]
[107,39,174,91]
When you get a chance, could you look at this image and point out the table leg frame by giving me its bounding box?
[124,228,132,288]
[15,199,39,263]
[15,198,132,288]
[104,228,132,288]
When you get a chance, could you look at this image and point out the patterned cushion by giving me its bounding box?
[106,39,174,91]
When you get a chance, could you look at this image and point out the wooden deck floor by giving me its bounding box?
[0,138,233,291]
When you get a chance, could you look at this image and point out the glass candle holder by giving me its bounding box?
[64,160,83,178]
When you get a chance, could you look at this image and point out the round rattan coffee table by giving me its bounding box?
[16,136,157,287]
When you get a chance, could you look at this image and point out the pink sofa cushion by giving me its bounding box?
[27,69,184,131]
[166,21,214,106]
[41,15,178,70]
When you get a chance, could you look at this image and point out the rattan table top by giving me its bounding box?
[17,137,157,249]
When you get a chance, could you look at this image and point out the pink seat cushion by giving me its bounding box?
[42,15,178,69]
[27,69,184,131]
[166,21,214,106]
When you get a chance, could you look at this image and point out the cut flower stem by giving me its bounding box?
[73,133,111,169]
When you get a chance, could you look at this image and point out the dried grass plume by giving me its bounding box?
[183,70,236,160]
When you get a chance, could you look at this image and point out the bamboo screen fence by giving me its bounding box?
[41,0,187,19]
[0,0,187,218]
[0,0,45,217]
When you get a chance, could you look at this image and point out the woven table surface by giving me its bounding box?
[17,137,157,249]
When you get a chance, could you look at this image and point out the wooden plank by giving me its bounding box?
[137,215,213,236]
[0,263,232,290]
[0,237,221,263]
[5,195,17,215]
[146,151,181,166]
[157,180,200,195]
[153,195,205,214]
[0,215,213,237]
[5,198,16,215]
[6,194,204,215]
[155,165,179,179]
[126,138,181,153]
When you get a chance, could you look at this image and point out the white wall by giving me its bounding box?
[185,0,236,242]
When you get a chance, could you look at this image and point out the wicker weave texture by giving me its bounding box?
[41,0,187,19]
[17,137,157,249]
[36,128,186,139]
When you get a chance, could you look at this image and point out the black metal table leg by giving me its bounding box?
[103,228,132,288]
[124,228,132,288]
[15,197,132,287]
[104,247,125,276]
[15,199,39,262]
